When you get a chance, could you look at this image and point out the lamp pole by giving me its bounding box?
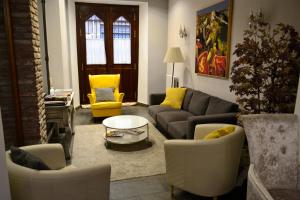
[171,62,175,88]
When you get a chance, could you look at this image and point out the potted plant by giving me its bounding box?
[230,11,300,114]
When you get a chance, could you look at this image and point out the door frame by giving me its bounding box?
[75,2,139,104]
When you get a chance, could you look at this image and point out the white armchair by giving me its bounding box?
[6,144,111,200]
[164,124,245,198]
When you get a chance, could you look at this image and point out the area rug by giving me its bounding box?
[72,123,166,181]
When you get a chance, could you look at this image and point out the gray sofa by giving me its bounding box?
[148,88,239,139]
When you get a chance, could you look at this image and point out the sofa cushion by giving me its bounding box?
[188,91,210,115]
[205,96,239,115]
[148,105,177,120]
[168,121,188,139]
[182,88,193,111]
[10,146,50,170]
[157,110,193,131]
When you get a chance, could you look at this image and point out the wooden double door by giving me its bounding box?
[76,3,139,104]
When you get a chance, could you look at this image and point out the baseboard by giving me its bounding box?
[75,105,82,110]
[136,102,149,107]
[77,102,149,109]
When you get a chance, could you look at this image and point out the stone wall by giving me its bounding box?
[0,0,47,147]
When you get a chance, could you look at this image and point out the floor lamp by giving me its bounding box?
[163,47,184,87]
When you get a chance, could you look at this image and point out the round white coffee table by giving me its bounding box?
[102,115,149,148]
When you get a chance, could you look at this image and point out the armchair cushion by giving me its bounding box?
[187,113,238,139]
[203,125,235,140]
[10,146,50,170]
[95,88,115,102]
[91,101,122,109]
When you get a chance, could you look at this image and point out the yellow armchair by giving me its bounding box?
[88,74,125,117]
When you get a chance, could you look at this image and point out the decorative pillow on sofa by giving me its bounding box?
[10,146,50,170]
[95,88,115,102]
[204,126,235,140]
[160,88,187,109]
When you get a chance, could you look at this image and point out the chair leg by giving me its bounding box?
[213,197,218,200]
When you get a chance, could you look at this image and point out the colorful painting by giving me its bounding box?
[195,0,233,78]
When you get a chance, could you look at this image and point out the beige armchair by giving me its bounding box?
[6,144,111,200]
[164,124,245,199]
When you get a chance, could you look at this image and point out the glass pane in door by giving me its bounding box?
[113,16,131,64]
[85,15,106,64]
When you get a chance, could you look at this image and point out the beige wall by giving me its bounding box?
[148,0,168,96]
[167,0,300,103]
[46,0,71,89]
[138,2,149,104]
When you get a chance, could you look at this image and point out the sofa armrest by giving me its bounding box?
[149,93,166,105]
[187,113,238,139]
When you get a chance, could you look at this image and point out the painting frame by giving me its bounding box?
[195,0,233,79]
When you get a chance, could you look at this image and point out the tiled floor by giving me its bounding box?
[74,105,247,200]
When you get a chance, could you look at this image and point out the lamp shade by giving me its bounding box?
[163,47,184,63]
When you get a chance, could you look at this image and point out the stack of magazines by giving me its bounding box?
[44,89,72,106]
[106,130,145,137]
[106,131,124,137]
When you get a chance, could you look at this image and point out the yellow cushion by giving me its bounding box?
[91,102,122,109]
[204,126,235,140]
[160,88,187,109]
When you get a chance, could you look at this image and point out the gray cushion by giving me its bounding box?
[10,146,50,170]
[167,121,188,139]
[157,110,193,131]
[148,105,177,120]
[188,91,210,115]
[182,88,193,111]
[205,96,239,115]
[95,88,115,102]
